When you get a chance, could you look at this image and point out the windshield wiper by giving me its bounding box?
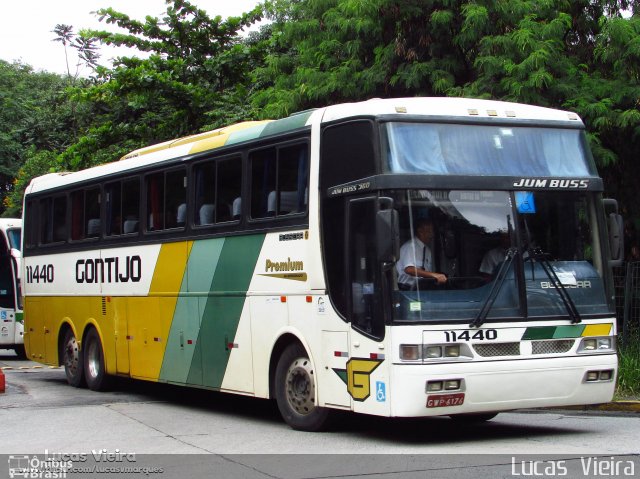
[470,247,517,328]
[528,247,582,324]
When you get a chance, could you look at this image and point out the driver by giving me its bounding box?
[397,218,447,290]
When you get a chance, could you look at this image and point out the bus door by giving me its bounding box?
[346,196,393,415]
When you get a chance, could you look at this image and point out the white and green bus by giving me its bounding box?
[0,218,24,358]
[22,98,622,430]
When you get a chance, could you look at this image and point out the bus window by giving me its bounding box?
[146,169,186,231]
[194,161,216,225]
[147,172,165,231]
[106,178,140,236]
[40,196,67,244]
[218,158,241,222]
[7,228,21,251]
[122,178,140,234]
[71,187,101,240]
[166,169,186,228]
[250,143,308,219]
[105,181,122,236]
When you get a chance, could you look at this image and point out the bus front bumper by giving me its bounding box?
[388,354,617,417]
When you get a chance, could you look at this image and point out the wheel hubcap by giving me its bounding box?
[64,336,80,376]
[285,357,316,415]
[87,340,100,379]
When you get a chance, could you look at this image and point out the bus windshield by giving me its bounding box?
[391,189,610,323]
[385,123,597,177]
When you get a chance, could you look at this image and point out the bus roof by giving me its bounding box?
[25,97,583,195]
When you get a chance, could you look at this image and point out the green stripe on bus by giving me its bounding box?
[160,239,224,385]
[522,325,586,340]
[225,123,269,146]
[260,111,314,137]
[189,234,265,389]
[552,325,585,339]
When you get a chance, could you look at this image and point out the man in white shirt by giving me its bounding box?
[479,232,510,276]
[396,219,447,290]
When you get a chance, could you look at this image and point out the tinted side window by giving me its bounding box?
[71,187,101,240]
[146,169,186,232]
[40,196,67,244]
[194,157,242,226]
[250,143,308,219]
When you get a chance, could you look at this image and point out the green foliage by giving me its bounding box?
[0,60,81,216]
[4,148,60,217]
[57,0,266,170]
[617,340,640,398]
[255,0,640,221]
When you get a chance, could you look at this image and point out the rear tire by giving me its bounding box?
[275,343,330,431]
[13,344,27,360]
[83,328,111,391]
[62,329,84,387]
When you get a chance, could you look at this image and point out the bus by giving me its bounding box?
[0,218,24,359]
[21,98,622,430]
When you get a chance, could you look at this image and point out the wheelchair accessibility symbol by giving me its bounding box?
[515,191,536,214]
[376,381,386,402]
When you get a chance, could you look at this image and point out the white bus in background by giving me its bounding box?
[0,218,24,358]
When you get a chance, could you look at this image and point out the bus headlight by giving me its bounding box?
[444,345,460,357]
[578,337,615,354]
[424,346,442,358]
[400,344,473,362]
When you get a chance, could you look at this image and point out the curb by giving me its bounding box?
[553,401,640,413]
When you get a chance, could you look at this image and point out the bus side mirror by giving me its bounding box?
[603,199,624,267]
[376,198,399,267]
[608,213,624,267]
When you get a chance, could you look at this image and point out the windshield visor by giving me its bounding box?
[391,190,610,323]
[385,123,597,177]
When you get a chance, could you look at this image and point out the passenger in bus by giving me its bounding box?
[479,231,510,278]
[396,218,447,290]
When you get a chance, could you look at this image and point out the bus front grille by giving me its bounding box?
[531,339,575,355]
[473,342,520,357]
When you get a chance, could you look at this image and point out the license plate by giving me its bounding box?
[426,393,465,408]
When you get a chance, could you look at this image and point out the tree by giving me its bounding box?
[255,0,640,222]
[0,60,79,216]
[58,0,266,171]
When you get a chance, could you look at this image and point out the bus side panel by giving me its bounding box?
[160,238,224,386]
[157,235,264,392]
[24,298,45,362]
[249,295,288,398]
[128,242,190,381]
[113,297,129,375]
[199,235,264,391]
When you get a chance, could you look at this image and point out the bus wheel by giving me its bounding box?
[83,329,111,391]
[14,345,27,360]
[449,412,498,423]
[275,343,330,431]
[62,329,84,387]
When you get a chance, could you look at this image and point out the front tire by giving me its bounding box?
[62,329,84,387]
[83,328,111,391]
[275,343,330,431]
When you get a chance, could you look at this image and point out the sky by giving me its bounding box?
[0,0,262,75]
